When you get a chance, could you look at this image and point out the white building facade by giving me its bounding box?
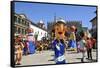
[29,22,48,41]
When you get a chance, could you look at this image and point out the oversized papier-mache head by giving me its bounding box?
[70,25,77,32]
[27,28,34,33]
[27,28,35,42]
[53,19,67,40]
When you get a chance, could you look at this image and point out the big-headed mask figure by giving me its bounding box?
[52,20,67,64]
[27,28,36,54]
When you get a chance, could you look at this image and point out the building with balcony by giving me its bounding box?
[14,13,30,36]
[90,10,97,39]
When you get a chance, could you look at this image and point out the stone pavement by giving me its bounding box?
[16,49,97,66]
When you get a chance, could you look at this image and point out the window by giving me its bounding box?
[25,30,27,34]
[18,28,21,34]
[26,21,29,26]
[25,21,27,26]
[22,29,24,34]
[25,21,29,26]
[27,22,29,26]
[14,27,17,33]
[14,16,17,22]
[18,18,21,23]
[22,19,25,25]
[25,21,27,25]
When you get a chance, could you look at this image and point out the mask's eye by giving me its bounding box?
[63,28,66,31]
[57,28,59,30]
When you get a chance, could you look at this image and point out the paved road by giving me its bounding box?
[16,49,97,66]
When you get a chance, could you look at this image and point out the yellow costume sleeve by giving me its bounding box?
[69,32,76,40]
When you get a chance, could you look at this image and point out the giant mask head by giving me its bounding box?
[53,20,67,40]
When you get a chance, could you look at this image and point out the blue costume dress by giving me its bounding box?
[52,39,66,64]
[69,40,76,48]
[27,33,36,54]
[69,32,76,48]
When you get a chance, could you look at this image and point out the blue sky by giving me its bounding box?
[14,2,96,29]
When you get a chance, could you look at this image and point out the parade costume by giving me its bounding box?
[14,35,24,65]
[23,40,28,55]
[53,39,66,64]
[69,26,77,50]
[52,19,67,64]
[27,28,36,54]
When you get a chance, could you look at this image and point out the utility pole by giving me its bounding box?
[54,13,56,23]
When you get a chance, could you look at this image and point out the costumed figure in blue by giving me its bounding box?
[27,28,36,54]
[52,19,67,64]
[69,26,77,51]
[53,39,66,64]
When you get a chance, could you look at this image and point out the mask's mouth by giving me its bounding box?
[58,32,63,34]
